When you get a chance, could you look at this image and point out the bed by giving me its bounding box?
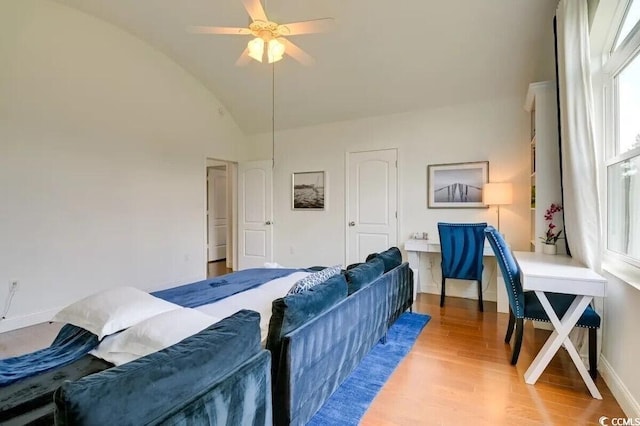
[0,267,310,425]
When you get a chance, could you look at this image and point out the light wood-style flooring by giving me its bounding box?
[208,259,232,278]
[0,291,625,425]
[362,294,625,426]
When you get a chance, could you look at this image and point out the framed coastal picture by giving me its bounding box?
[427,161,489,208]
[292,171,325,210]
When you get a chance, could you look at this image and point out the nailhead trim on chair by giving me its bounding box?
[485,230,523,317]
[523,317,598,328]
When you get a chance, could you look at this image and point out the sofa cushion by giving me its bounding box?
[365,247,402,272]
[54,310,261,426]
[287,265,341,295]
[267,274,347,362]
[344,257,385,295]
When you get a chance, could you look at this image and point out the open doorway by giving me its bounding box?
[206,159,237,278]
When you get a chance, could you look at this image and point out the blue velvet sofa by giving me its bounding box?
[267,247,413,426]
[53,309,272,426]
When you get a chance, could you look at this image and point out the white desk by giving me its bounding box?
[404,239,507,311]
[514,251,607,399]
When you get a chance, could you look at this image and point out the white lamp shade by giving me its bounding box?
[483,182,513,205]
[267,38,285,63]
[247,38,264,62]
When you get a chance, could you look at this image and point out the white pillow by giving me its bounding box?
[90,308,220,365]
[53,287,181,340]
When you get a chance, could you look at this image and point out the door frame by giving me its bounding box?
[205,158,238,274]
[344,148,400,265]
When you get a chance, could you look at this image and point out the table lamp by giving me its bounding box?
[483,182,513,232]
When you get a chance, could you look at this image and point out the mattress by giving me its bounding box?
[195,271,310,341]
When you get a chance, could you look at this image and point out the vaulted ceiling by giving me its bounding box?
[54,0,559,134]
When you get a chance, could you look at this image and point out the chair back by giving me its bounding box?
[437,222,486,281]
[484,226,525,317]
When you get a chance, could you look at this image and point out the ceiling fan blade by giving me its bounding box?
[283,39,315,66]
[188,26,251,35]
[278,18,335,36]
[235,48,252,66]
[241,0,267,23]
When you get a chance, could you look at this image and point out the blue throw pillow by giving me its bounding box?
[365,247,402,272]
[345,257,384,295]
[287,265,341,295]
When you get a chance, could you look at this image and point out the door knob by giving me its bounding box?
[265,221,272,225]
[348,221,355,227]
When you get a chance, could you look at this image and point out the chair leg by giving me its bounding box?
[589,328,598,379]
[477,280,483,312]
[440,277,446,307]
[510,318,524,365]
[505,309,516,343]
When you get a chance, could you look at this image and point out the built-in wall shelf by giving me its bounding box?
[524,81,564,254]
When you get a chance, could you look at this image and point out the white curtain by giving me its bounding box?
[555,0,603,362]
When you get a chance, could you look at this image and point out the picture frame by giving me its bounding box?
[427,161,489,208]
[292,171,325,210]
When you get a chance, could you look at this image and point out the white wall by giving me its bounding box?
[0,0,247,331]
[600,271,640,417]
[248,96,531,301]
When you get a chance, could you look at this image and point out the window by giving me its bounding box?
[616,54,640,154]
[604,0,640,265]
[613,0,640,49]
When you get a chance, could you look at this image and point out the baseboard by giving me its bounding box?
[599,355,640,418]
[421,283,497,302]
[0,308,59,333]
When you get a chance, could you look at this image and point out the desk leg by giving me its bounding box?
[407,250,420,309]
[524,292,602,399]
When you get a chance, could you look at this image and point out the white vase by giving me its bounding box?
[542,243,557,255]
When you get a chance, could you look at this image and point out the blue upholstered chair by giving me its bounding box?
[437,222,487,312]
[484,226,601,377]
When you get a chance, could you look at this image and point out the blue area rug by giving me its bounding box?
[307,312,430,426]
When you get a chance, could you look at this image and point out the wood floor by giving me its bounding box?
[208,259,232,278]
[362,293,625,426]
[0,291,625,425]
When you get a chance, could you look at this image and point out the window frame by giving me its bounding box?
[601,1,640,270]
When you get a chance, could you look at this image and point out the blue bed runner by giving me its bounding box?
[151,268,300,307]
[0,268,300,386]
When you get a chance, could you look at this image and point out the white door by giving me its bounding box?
[207,167,227,261]
[238,161,273,269]
[346,149,398,264]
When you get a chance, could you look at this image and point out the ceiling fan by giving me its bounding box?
[188,0,334,66]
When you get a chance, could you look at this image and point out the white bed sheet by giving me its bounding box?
[195,271,310,341]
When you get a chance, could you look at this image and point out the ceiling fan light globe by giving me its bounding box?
[247,37,265,62]
[267,38,286,63]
